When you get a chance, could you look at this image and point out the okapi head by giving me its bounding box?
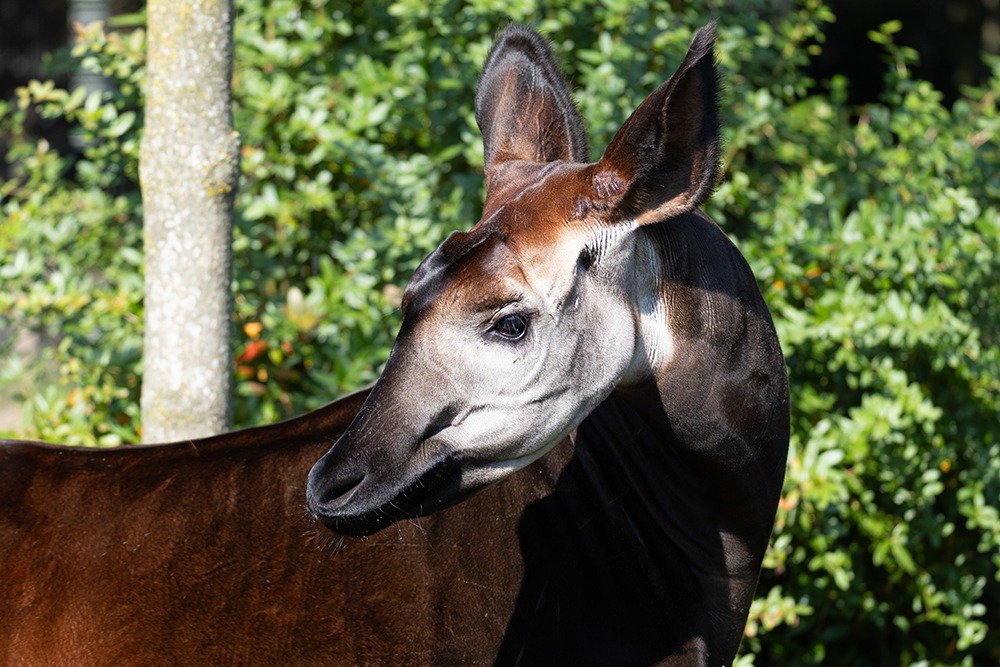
[306,23,774,538]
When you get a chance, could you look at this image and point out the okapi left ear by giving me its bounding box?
[476,25,589,194]
[591,22,722,226]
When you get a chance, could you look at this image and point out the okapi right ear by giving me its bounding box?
[475,26,589,194]
[591,22,722,226]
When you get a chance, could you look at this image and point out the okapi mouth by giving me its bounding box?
[317,456,455,537]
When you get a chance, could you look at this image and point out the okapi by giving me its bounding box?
[1,23,788,666]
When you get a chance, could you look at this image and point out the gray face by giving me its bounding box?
[305,176,648,536]
[398,211,641,488]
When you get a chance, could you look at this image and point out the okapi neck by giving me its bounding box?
[497,388,744,664]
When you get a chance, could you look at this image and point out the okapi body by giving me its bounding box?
[1,389,572,664]
[1,23,788,666]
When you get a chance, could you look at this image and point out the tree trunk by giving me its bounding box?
[139,0,238,442]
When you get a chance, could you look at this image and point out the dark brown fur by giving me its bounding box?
[1,388,577,664]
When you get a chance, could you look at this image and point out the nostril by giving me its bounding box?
[318,473,365,508]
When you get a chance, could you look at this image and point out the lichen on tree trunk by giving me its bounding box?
[139,0,239,442]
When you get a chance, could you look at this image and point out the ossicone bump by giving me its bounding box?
[592,170,624,199]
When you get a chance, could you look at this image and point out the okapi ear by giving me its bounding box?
[475,25,589,191]
[592,22,721,226]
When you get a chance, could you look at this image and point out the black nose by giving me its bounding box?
[305,456,366,520]
[305,455,393,537]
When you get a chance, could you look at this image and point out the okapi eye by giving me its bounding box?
[492,313,528,341]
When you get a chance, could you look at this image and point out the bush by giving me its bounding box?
[1,0,997,663]
[726,22,1000,667]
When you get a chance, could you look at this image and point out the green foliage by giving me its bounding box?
[1,23,144,445]
[726,20,1000,667]
[1,1,997,663]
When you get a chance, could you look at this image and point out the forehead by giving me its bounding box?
[403,161,590,319]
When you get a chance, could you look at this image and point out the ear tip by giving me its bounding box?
[690,22,722,109]
[695,20,719,43]
[494,23,543,41]
[485,24,557,67]
[689,21,720,59]
[477,24,558,112]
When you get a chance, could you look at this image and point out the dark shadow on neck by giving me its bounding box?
[494,390,724,666]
